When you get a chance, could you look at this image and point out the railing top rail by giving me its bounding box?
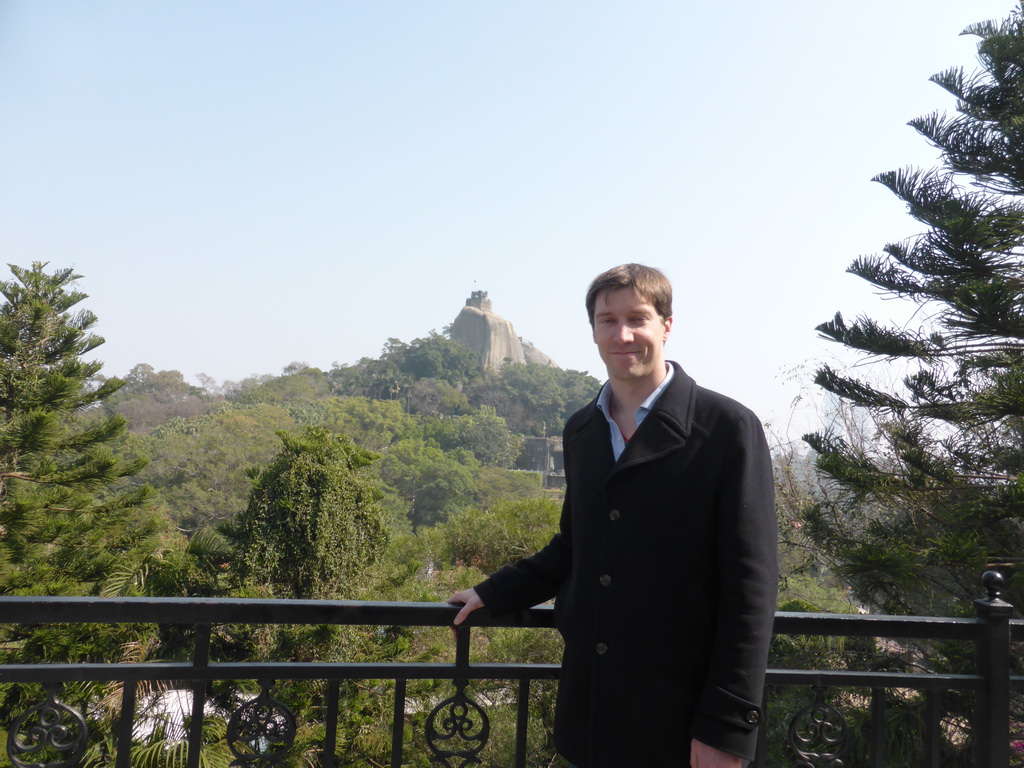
[0,661,564,684]
[773,610,987,640]
[0,597,1000,641]
[0,596,556,627]
[1011,618,1024,642]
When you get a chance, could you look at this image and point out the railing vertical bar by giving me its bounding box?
[974,670,990,765]
[925,689,940,768]
[391,678,407,768]
[186,623,212,768]
[869,687,885,768]
[115,679,137,768]
[455,625,470,671]
[514,678,529,768]
[323,680,340,768]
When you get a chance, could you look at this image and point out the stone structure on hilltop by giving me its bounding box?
[450,290,557,371]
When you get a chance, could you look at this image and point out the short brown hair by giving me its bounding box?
[585,263,672,326]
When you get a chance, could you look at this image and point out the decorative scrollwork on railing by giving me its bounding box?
[7,684,88,768]
[226,681,296,768]
[788,685,847,768]
[425,679,489,767]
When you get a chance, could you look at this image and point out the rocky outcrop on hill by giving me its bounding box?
[450,291,557,371]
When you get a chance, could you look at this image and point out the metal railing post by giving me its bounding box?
[186,623,212,768]
[391,678,407,768]
[324,680,340,768]
[115,679,137,768]
[973,571,1012,768]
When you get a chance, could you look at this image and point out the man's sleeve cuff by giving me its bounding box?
[689,682,762,761]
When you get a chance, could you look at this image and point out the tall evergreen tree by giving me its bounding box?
[806,7,1024,616]
[0,263,161,595]
[797,13,1024,762]
[801,5,1024,623]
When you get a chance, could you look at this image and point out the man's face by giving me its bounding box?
[592,287,672,385]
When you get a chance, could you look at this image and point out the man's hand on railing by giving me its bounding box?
[447,587,484,627]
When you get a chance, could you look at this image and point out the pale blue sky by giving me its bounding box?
[0,1,1014,439]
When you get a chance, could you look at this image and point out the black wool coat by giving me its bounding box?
[475,363,778,766]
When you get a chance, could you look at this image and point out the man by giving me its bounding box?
[449,264,777,768]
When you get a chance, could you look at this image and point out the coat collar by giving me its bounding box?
[566,361,697,478]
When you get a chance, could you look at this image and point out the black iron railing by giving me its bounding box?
[764,571,1019,768]
[0,572,1018,768]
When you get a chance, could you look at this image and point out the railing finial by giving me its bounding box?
[981,570,1004,601]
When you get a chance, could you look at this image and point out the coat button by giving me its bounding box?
[599,574,612,587]
[745,710,760,725]
[608,509,620,521]
[595,642,608,655]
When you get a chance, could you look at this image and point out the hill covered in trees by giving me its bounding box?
[99,332,598,534]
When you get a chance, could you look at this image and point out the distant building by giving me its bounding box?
[465,290,493,313]
[520,436,565,490]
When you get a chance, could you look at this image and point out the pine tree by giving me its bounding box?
[797,13,1024,762]
[805,7,1024,617]
[0,262,162,596]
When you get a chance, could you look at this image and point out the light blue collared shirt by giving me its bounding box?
[595,363,675,461]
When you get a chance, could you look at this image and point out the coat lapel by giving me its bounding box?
[564,400,615,492]
[610,362,696,478]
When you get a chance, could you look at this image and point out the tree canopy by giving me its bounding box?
[376,438,479,529]
[100,363,213,432]
[468,363,598,437]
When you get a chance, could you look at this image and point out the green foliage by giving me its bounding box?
[414,496,567,766]
[406,377,471,417]
[118,713,232,768]
[0,265,240,768]
[134,403,297,532]
[328,333,480,403]
[139,526,235,598]
[329,339,412,401]
[230,426,389,598]
[427,497,561,574]
[399,332,479,387]
[470,465,545,510]
[376,439,478,529]
[329,338,597,437]
[292,396,416,452]
[422,405,523,468]
[227,364,330,406]
[468,363,599,437]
